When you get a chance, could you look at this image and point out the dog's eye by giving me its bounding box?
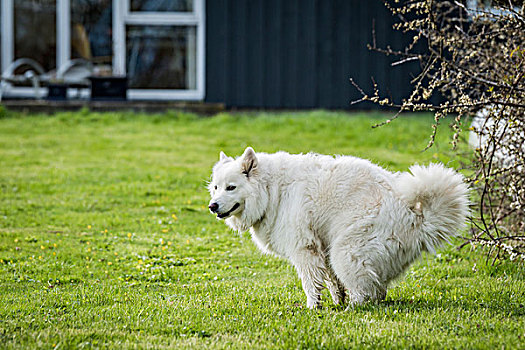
[226,185,236,191]
[214,185,218,190]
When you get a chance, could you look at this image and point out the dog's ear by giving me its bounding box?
[220,151,233,162]
[241,147,258,177]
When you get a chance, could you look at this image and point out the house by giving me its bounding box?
[0,0,420,109]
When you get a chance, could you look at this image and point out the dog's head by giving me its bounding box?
[208,147,260,222]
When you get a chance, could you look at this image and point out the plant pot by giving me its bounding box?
[47,83,68,100]
[89,76,127,101]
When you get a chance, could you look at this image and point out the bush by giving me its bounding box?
[353,0,525,262]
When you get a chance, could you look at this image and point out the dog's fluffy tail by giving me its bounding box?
[396,163,470,253]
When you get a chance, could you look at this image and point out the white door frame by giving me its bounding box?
[0,0,206,101]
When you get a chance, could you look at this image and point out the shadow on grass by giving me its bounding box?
[370,298,525,317]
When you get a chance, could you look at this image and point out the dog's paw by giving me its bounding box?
[306,297,322,310]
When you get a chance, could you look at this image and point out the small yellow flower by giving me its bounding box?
[162,229,168,233]
[114,252,118,256]
[167,241,172,246]
[186,239,190,244]
[172,214,178,221]
[40,245,45,250]
[127,233,132,238]
[87,225,92,229]
[53,243,57,248]
[107,262,112,266]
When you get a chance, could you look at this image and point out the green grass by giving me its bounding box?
[0,109,523,349]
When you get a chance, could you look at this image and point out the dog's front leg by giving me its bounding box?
[291,247,328,309]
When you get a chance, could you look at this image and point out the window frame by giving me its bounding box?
[115,0,205,100]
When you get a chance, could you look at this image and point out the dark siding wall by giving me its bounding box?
[206,0,420,109]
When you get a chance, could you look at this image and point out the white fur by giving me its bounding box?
[208,148,470,308]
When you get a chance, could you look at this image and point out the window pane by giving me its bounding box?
[71,0,113,71]
[130,0,193,12]
[14,0,57,72]
[126,26,197,89]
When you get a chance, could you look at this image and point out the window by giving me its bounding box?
[114,0,205,100]
[71,0,113,70]
[15,0,57,72]
[126,26,196,89]
[0,0,205,100]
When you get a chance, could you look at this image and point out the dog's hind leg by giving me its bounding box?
[329,228,387,307]
[325,265,346,306]
[291,241,331,309]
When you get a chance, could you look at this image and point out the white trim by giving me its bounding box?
[124,13,200,25]
[122,0,206,101]
[113,0,126,76]
[57,0,70,69]
[123,0,130,16]
[197,0,206,100]
[187,27,197,90]
[1,0,14,73]
[1,87,48,98]
[128,89,203,101]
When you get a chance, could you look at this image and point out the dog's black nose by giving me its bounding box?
[209,202,219,213]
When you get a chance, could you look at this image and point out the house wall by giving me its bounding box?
[205,0,421,109]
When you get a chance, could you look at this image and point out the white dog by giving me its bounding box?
[208,147,469,308]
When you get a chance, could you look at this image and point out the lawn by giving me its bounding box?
[0,109,523,349]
